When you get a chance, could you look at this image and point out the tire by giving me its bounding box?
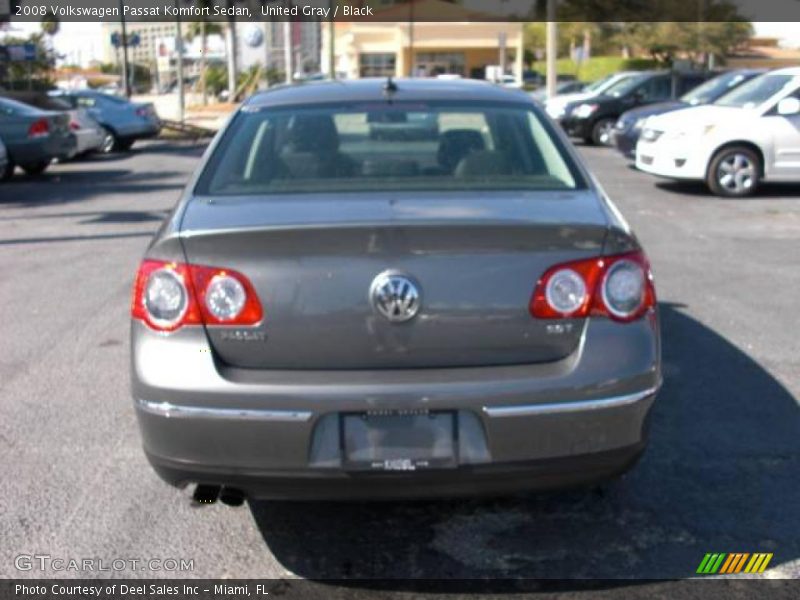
[117,139,134,152]
[100,126,119,154]
[0,159,14,181]
[590,118,616,146]
[706,145,761,198]
[21,161,50,177]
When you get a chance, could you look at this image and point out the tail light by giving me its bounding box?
[131,260,263,332]
[530,251,656,323]
[135,107,150,117]
[28,119,50,138]
[69,120,81,131]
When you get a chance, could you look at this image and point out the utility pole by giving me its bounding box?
[545,0,557,99]
[119,0,130,98]
[175,5,185,123]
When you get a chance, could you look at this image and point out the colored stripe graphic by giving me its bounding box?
[698,553,774,575]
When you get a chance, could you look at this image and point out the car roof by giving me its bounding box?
[245,78,533,109]
[764,66,800,76]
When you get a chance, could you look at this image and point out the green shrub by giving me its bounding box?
[531,56,659,83]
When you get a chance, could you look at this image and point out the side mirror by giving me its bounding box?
[777,97,800,116]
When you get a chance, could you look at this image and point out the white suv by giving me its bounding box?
[636,67,800,197]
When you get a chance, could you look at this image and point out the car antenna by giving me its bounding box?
[383,76,398,103]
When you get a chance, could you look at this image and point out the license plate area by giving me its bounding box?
[341,410,458,471]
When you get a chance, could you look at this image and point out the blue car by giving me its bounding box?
[49,90,161,153]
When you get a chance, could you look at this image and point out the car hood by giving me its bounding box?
[546,91,595,108]
[620,101,686,123]
[646,104,747,132]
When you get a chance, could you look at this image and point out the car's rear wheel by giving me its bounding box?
[21,161,50,177]
[590,118,616,146]
[100,127,119,154]
[707,146,761,197]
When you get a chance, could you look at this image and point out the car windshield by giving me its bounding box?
[584,74,618,94]
[682,72,751,105]
[714,74,794,108]
[196,102,582,196]
[0,97,41,116]
[604,74,649,97]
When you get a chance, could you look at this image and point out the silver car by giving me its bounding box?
[131,79,661,502]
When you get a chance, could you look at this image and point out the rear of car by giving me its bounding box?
[0,96,77,176]
[6,92,105,157]
[131,80,660,500]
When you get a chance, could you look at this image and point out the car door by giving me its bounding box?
[761,88,800,179]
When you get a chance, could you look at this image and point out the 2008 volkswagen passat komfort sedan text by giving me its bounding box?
[131,79,661,501]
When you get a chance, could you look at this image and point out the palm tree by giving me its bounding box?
[184,3,223,105]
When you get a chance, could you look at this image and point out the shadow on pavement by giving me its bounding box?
[0,168,186,208]
[249,303,799,583]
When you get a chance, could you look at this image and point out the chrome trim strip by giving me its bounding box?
[483,386,658,418]
[135,399,313,422]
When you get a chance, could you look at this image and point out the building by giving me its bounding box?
[237,22,321,75]
[322,0,524,80]
[101,22,179,66]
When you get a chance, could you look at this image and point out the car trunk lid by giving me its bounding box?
[179,191,608,370]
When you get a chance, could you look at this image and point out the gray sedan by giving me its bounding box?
[50,90,160,153]
[0,137,8,180]
[130,79,661,502]
[0,96,77,179]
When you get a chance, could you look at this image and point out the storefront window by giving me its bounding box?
[414,52,466,77]
[359,53,397,77]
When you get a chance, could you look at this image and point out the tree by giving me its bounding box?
[184,1,223,105]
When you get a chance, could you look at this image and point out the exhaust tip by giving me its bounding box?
[192,484,220,505]
[219,487,246,507]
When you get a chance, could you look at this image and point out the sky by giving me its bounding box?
[2,21,799,68]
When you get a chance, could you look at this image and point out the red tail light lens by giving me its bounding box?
[69,120,81,131]
[530,251,656,323]
[135,107,149,117]
[131,260,263,332]
[28,119,50,138]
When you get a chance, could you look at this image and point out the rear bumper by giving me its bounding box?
[117,120,161,140]
[146,442,648,500]
[8,134,77,164]
[73,128,105,154]
[132,316,660,499]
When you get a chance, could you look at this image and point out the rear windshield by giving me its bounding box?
[196,102,583,196]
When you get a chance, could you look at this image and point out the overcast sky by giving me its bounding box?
[3,21,798,67]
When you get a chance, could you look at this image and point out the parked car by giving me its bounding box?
[0,96,77,179]
[637,67,800,197]
[0,137,9,180]
[562,70,714,145]
[544,71,639,121]
[49,90,160,153]
[5,91,106,157]
[531,80,587,103]
[611,69,765,158]
[130,79,660,502]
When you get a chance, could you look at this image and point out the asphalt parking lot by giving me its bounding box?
[0,141,798,584]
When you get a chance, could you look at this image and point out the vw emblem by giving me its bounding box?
[370,272,421,323]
